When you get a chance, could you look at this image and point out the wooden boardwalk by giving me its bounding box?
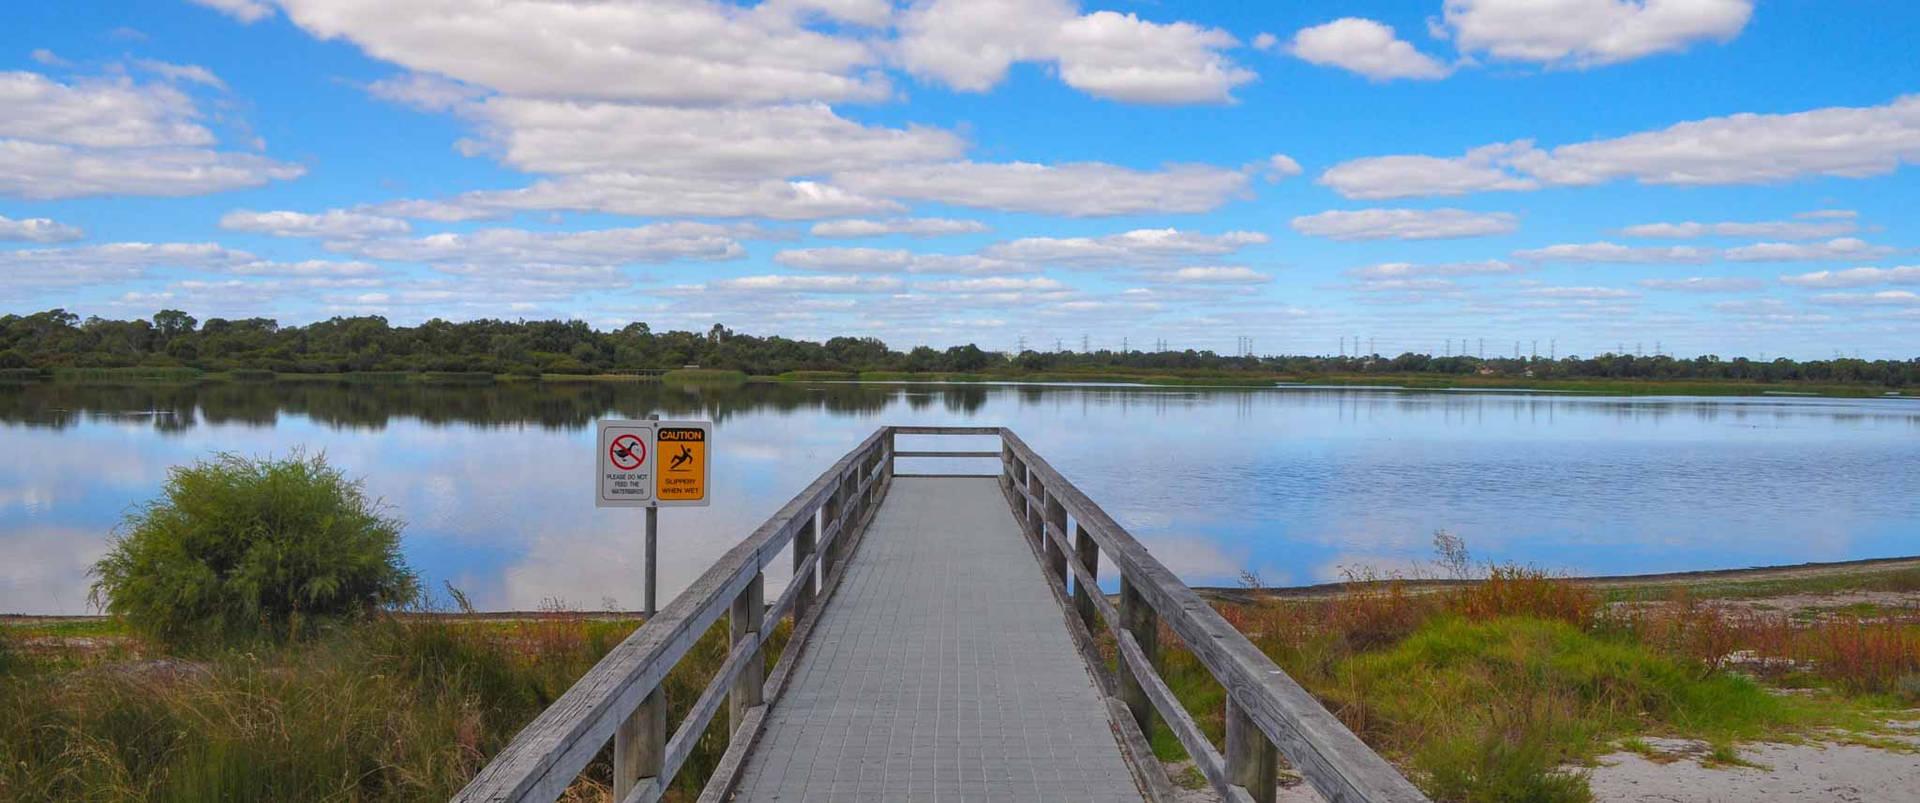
[454,426,1428,803]
[730,477,1142,800]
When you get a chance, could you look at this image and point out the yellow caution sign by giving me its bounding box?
[654,423,710,505]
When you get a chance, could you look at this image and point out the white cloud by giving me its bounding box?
[189,0,275,23]
[808,218,989,238]
[0,242,371,294]
[1284,18,1451,81]
[984,228,1267,266]
[1437,0,1752,67]
[0,71,211,148]
[772,247,1031,275]
[1520,285,1639,299]
[1265,154,1302,179]
[1808,290,1920,307]
[365,73,486,113]
[895,0,1254,104]
[917,276,1067,294]
[1142,266,1271,285]
[701,275,904,294]
[220,209,412,239]
[1291,208,1517,240]
[0,214,84,243]
[327,223,749,266]
[276,0,888,105]
[1796,209,1857,220]
[1512,241,1712,263]
[1619,217,1858,240]
[1722,238,1893,263]
[0,70,301,199]
[1779,266,1920,289]
[1318,141,1540,199]
[469,99,965,179]
[133,59,227,90]
[835,160,1252,217]
[0,141,304,199]
[376,173,900,221]
[1319,95,1920,199]
[1637,277,1764,292]
[29,49,68,67]
[1344,260,1523,279]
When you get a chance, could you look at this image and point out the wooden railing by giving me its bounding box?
[452,428,894,803]
[457,425,1425,803]
[986,428,1428,803]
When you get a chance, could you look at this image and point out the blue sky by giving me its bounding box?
[2,0,1917,359]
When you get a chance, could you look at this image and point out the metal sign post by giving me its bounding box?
[596,415,712,620]
[644,415,659,618]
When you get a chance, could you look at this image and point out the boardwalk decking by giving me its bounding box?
[455,426,1426,803]
[730,477,1143,802]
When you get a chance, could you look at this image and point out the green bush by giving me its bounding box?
[90,453,417,646]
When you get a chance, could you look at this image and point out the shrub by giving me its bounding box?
[1450,565,1599,629]
[90,452,416,646]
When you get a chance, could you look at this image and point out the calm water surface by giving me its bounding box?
[3,380,1917,614]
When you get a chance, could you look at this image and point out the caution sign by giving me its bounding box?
[654,422,710,506]
[595,420,655,508]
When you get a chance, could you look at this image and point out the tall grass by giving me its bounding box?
[0,609,782,802]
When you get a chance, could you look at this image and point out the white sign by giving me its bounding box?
[595,419,655,507]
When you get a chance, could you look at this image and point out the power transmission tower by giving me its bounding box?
[1081,333,1089,353]
[1339,336,1345,357]
[1550,339,1556,360]
[1368,337,1374,356]
[1531,339,1537,360]
[1017,335,1026,354]
[1478,338,1484,359]
[1055,338,1063,353]
[1122,337,1128,354]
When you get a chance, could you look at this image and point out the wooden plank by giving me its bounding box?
[1117,574,1158,739]
[611,688,664,802]
[1073,523,1100,635]
[454,429,886,803]
[657,632,760,790]
[729,574,766,734]
[891,450,1002,457]
[1117,630,1253,803]
[886,425,1003,434]
[1000,429,1428,803]
[1227,694,1279,803]
[1105,696,1180,803]
[891,472,1001,478]
[766,551,818,626]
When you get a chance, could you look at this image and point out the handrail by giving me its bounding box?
[453,427,893,803]
[995,428,1428,803]
[459,424,1424,803]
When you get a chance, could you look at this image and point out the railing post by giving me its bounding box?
[821,477,844,579]
[1072,523,1098,633]
[1025,472,1044,546]
[883,428,896,484]
[729,571,766,733]
[1117,574,1158,737]
[613,687,666,800]
[1226,694,1279,802]
[1043,493,1068,583]
[793,513,817,622]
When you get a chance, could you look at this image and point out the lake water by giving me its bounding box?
[3,380,1917,614]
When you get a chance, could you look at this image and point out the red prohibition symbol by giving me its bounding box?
[609,433,647,471]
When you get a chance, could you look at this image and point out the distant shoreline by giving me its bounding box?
[4,367,1913,399]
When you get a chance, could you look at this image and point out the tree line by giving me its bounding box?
[2,308,1916,386]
